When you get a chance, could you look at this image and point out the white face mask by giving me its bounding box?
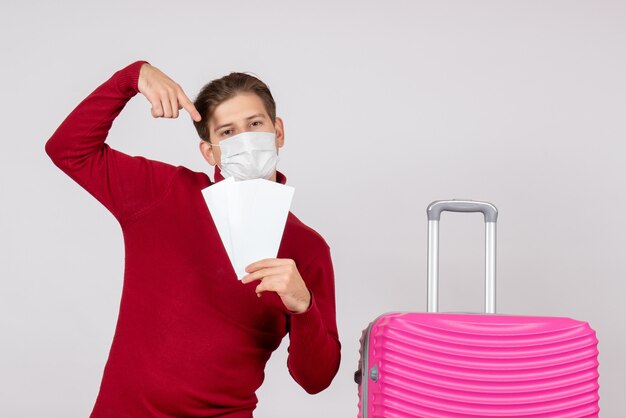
[212,131,279,181]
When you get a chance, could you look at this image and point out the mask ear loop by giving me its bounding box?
[208,141,221,169]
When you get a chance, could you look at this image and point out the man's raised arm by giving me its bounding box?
[45,61,201,224]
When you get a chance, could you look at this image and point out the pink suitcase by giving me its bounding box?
[355,200,600,417]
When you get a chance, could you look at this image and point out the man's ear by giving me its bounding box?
[274,117,285,149]
[199,140,216,166]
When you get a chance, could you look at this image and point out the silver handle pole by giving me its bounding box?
[485,221,497,314]
[427,220,439,313]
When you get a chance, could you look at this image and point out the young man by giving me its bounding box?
[45,60,340,418]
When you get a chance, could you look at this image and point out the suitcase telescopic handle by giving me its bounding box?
[426,200,498,314]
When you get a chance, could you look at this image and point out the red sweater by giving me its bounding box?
[45,61,341,418]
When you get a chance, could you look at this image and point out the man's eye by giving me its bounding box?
[221,129,232,136]
[251,121,262,127]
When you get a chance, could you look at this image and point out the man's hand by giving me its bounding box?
[241,259,312,314]
[138,63,202,122]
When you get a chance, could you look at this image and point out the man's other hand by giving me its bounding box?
[138,63,202,122]
[241,259,312,314]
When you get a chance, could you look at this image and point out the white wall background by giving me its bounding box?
[1,0,624,416]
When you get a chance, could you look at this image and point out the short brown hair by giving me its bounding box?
[193,72,276,142]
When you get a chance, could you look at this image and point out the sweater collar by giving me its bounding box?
[213,166,287,185]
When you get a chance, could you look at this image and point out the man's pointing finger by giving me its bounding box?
[179,92,202,122]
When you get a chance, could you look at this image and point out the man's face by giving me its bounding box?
[199,92,284,180]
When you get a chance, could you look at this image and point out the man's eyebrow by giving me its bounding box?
[214,122,234,132]
[213,114,267,133]
[245,113,266,121]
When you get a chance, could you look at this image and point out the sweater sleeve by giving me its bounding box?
[44,60,179,224]
[286,246,341,394]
